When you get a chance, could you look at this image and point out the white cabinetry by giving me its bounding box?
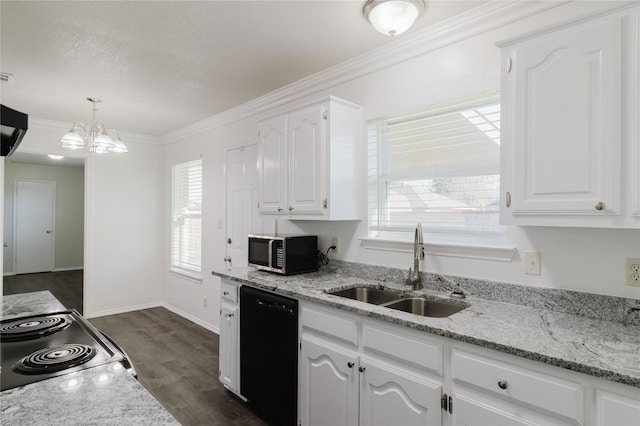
[299,302,443,426]
[595,388,640,425]
[451,348,582,425]
[498,5,640,228]
[257,97,363,220]
[299,302,640,426]
[219,279,243,398]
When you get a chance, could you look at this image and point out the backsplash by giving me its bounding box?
[325,260,640,326]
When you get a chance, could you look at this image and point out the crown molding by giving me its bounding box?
[163,0,569,144]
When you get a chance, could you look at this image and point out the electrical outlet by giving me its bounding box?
[625,258,640,286]
[524,251,541,275]
[331,237,339,253]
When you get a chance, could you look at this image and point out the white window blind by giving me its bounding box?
[171,159,202,276]
[368,91,502,239]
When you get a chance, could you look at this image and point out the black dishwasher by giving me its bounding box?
[240,286,298,426]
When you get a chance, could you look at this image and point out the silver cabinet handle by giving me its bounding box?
[498,380,508,390]
[595,202,605,210]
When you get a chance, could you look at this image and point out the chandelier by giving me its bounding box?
[60,97,128,154]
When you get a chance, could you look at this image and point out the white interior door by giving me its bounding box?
[225,145,261,269]
[14,180,55,274]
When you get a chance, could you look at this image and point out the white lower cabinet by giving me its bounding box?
[451,348,582,425]
[359,357,442,425]
[595,388,640,426]
[299,302,443,426]
[299,334,359,426]
[219,279,242,398]
[298,302,640,426]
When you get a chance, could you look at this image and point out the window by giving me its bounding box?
[368,90,502,241]
[171,159,202,278]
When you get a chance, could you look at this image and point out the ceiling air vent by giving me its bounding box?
[1,72,15,85]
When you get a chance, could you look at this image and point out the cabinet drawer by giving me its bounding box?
[221,281,239,303]
[452,349,583,423]
[363,321,443,376]
[301,303,358,346]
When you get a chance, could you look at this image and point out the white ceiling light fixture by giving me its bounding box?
[60,98,128,154]
[363,0,425,36]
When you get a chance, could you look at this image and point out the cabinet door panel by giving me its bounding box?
[219,303,239,392]
[595,389,640,426]
[288,105,326,215]
[359,359,442,426]
[299,336,359,426]
[454,392,549,426]
[510,17,620,215]
[258,117,287,214]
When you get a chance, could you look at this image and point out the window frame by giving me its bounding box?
[366,90,513,258]
[170,158,203,282]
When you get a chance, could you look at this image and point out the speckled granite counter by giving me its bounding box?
[1,290,66,320]
[212,263,640,388]
[1,291,179,425]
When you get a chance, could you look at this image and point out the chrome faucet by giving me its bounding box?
[406,223,424,290]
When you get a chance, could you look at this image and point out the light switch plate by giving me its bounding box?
[524,251,541,275]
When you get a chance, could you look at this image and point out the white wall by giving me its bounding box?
[14,120,165,318]
[3,161,84,273]
[164,1,640,332]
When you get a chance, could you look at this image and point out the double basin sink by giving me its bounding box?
[328,286,468,318]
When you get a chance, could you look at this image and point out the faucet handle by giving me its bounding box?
[406,267,413,285]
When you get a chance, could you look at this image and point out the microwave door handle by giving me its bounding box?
[268,240,274,268]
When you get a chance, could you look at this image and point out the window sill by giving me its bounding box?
[359,238,516,262]
[169,268,203,284]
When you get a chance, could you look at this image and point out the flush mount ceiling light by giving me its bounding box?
[60,97,128,154]
[363,0,425,36]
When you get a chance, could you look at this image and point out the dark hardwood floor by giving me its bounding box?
[3,272,269,426]
[3,270,84,313]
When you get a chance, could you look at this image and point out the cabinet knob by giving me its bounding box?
[595,201,605,211]
[277,207,283,212]
[347,362,354,368]
[226,313,234,318]
[288,206,294,211]
[498,380,508,390]
[223,291,229,296]
[358,366,366,373]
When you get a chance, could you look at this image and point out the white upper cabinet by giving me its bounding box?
[498,5,639,228]
[257,97,363,220]
[257,116,287,214]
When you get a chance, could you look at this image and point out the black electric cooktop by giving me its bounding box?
[0,310,125,391]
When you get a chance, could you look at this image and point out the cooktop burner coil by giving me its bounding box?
[14,344,98,374]
[0,315,71,342]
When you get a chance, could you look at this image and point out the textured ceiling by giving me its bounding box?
[1,1,485,137]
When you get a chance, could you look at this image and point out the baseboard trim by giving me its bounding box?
[53,267,84,272]
[86,301,163,319]
[162,303,220,335]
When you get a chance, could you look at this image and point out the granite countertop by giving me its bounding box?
[1,291,179,425]
[213,265,640,388]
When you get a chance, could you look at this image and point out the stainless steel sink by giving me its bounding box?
[328,286,468,317]
[384,297,467,318]
[328,287,402,305]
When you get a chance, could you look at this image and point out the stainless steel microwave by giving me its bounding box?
[248,234,318,275]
